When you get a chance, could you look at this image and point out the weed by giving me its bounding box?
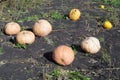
[0,47,3,55]
[49,10,65,20]
[18,15,39,22]
[50,69,62,77]
[14,43,26,49]
[21,26,26,31]
[93,0,120,6]
[39,10,66,20]
[70,44,78,55]
[101,48,111,63]
[45,68,90,80]
[104,0,120,6]
[44,37,55,46]
[0,0,45,21]
[39,12,49,18]
[68,70,90,80]
[18,11,64,22]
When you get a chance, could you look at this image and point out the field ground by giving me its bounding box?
[0,0,120,80]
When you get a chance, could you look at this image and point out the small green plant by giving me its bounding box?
[0,0,46,21]
[50,69,62,77]
[44,37,55,46]
[104,0,120,6]
[93,0,120,6]
[17,10,66,22]
[21,26,26,31]
[18,15,39,22]
[49,10,65,19]
[14,43,26,49]
[0,47,3,55]
[101,48,111,63]
[45,68,90,80]
[70,44,78,55]
[68,70,90,80]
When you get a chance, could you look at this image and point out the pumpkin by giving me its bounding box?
[5,22,21,35]
[69,9,81,21]
[52,45,75,66]
[103,21,112,29]
[33,19,52,37]
[80,37,101,54]
[16,30,35,44]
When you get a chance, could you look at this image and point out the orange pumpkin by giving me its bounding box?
[52,45,75,66]
[5,22,21,35]
[16,30,35,44]
[33,19,52,37]
[69,9,81,21]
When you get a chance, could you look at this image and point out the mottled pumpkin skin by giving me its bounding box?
[16,30,35,44]
[5,22,21,35]
[81,37,101,54]
[69,9,81,21]
[33,19,52,37]
[52,45,75,66]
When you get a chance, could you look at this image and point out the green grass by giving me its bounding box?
[101,48,111,63]
[18,15,39,22]
[45,68,90,80]
[43,37,55,46]
[0,47,3,55]
[50,68,62,77]
[17,10,65,22]
[68,71,90,80]
[0,0,46,21]
[70,44,78,55]
[14,43,27,49]
[49,10,66,20]
[93,0,120,6]
[103,0,120,6]
[0,0,66,22]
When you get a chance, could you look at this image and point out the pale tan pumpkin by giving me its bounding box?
[16,30,35,44]
[81,37,101,54]
[69,9,81,21]
[52,45,75,66]
[5,22,21,35]
[33,19,52,37]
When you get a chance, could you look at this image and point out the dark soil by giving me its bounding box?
[0,0,120,80]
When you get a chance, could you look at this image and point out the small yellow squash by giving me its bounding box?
[103,21,112,29]
[69,9,81,21]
